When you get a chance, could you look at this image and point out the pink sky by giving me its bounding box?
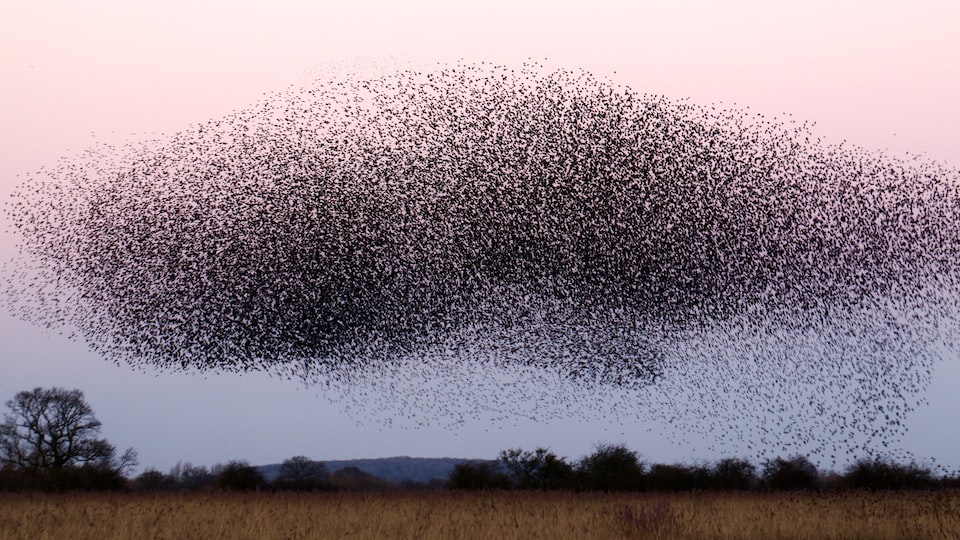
[1,1,958,472]
[4,1,958,172]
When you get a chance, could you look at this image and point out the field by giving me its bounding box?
[1,490,958,539]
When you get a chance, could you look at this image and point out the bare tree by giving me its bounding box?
[274,455,328,490]
[0,387,137,477]
[498,447,573,489]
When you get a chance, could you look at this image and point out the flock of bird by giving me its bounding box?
[7,61,959,463]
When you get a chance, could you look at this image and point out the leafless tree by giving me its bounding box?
[0,387,137,476]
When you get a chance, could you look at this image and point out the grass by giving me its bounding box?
[1,490,958,539]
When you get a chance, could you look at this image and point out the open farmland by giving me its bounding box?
[1,490,958,539]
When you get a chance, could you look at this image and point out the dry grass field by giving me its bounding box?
[1,490,958,539]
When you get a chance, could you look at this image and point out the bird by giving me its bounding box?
[5,59,959,465]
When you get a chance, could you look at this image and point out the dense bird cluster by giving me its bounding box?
[6,61,959,462]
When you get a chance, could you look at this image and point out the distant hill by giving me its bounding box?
[258,456,486,484]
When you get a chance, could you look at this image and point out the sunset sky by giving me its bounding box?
[1,1,958,473]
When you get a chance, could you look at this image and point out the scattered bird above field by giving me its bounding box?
[6,60,959,464]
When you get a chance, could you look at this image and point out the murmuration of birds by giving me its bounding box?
[6,61,959,464]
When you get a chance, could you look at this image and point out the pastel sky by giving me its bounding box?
[1,1,958,473]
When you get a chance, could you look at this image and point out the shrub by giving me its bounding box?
[762,455,819,491]
[844,457,935,490]
[499,448,574,490]
[577,443,645,492]
[168,462,216,492]
[329,467,397,491]
[214,461,267,491]
[712,458,757,490]
[448,461,512,490]
[646,464,713,491]
[134,469,177,491]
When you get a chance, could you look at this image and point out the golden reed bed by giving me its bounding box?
[1,490,958,539]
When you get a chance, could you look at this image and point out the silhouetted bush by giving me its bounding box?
[577,443,645,492]
[762,455,819,491]
[646,463,712,491]
[499,448,574,490]
[844,457,935,491]
[0,465,26,491]
[133,469,177,491]
[214,460,267,491]
[0,464,128,492]
[329,467,397,491]
[448,461,512,490]
[940,475,960,489]
[167,462,216,492]
[55,465,129,491]
[712,458,757,490]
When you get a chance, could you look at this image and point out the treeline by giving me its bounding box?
[0,464,132,492]
[0,445,960,492]
[6,387,956,493]
[449,444,960,492]
[6,446,957,494]
[127,456,416,493]
[0,455,391,493]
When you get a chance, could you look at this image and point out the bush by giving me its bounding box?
[53,465,129,491]
[712,458,757,491]
[134,469,177,491]
[448,461,512,490]
[0,465,26,491]
[328,467,397,491]
[215,460,267,491]
[646,464,713,491]
[499,448,574,490]
[577,443,645,492]
[844,457,935,490]
[762,456,819,491]
[0,463,128,492]
[168,462,216,492]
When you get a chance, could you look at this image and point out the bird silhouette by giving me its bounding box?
[5,60,958,466]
